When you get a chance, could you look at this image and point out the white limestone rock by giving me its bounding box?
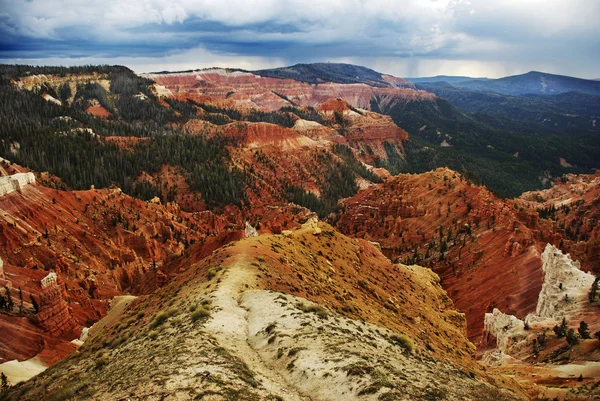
[535,244,595,320]
[483,308,525,353]
[0,172,35,196]
[244,222,258,238]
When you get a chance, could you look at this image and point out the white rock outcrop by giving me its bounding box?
[482,244,595,364]
[41,272,58,289]
[483,308,526,353]
[535,244,595,319]
[0,172,35,196]
[244,222,258,238]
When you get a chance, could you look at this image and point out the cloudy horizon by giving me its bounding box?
[1,0,599,79]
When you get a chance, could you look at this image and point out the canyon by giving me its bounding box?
[0,65,598,400]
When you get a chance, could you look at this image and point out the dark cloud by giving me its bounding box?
[0,0,598,78]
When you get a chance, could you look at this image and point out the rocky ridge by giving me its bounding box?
[1,220,525,400]
[145,68,436,112]
[335,168,545,341]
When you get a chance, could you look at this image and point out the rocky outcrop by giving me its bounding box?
[145,68,436,112]
[516,172,600,274]
[5,221,526,401]
[244,222,258,238]
[0,167,240,362]
[535,244,596,319]
[34,273,78,337]
[482,245,597,355]
[0,172,35,196]
[336,168,545,341]
[480,245,600,399]
[482,308,525,353]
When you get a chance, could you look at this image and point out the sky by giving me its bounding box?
[1,0,599,78]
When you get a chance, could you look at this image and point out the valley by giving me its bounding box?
[0,63,598,400]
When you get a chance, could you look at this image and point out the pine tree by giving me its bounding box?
[30,294,39,313]
[553,317,568,338]
[4,287,13,312]
[578,321,590,339]
[566,328,579,347]
[589,277,599,302]
[1,372,8,391]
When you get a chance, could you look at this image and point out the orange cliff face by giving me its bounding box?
[145,68,436,112]
[0,158,318,363]
[336,168,548,342]
[179,99,409,214]
[515,172,600,275]
[0,167,233,362]
[143,73,413,195]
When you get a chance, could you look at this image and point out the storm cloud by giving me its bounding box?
[1,0,598,78]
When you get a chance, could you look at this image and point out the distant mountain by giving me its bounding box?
[416,81,600,135]
[406,75,489,84]
[455,71,600,96]
[254,62,414,88]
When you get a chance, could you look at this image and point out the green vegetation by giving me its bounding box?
[256,62,391,87]
[0,373,8,391]
[180,99,297,127]
[578,321,590,339]
[553,317,568,338]
[0,74,246,208]
[372,92,599,198]
[296,302,328,319]
[191,306,210,323]
[332,144,382,183]
[285,186,325,216]
[388,333,414,353]
[566,328,579,346]
[280,106,324,123]
[589,278,599,302]
[149,308,177,329]
[285,149,362,218]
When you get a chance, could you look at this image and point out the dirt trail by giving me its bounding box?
[204,251,310,401]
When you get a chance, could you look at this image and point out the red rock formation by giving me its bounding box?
[34,273,78,338]
[0,167,244,362]
[86,104,110,118]
[515,172,600,274]
[224,122,324,151]
[145,69,436,112]
[336,168,547,342]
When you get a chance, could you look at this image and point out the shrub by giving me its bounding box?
[94,353,109,370]
[343,362,374,376]
[150,308,177,329]
[566,328,579,347]
[578,321,591,339]
[296,302,328,319]
[191,306,210,323]
[265,322,277,334]
[389,334,414,353]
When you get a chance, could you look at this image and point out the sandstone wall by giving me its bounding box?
[0,172,35,196]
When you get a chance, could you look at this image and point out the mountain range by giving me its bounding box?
[407,70,600,96]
